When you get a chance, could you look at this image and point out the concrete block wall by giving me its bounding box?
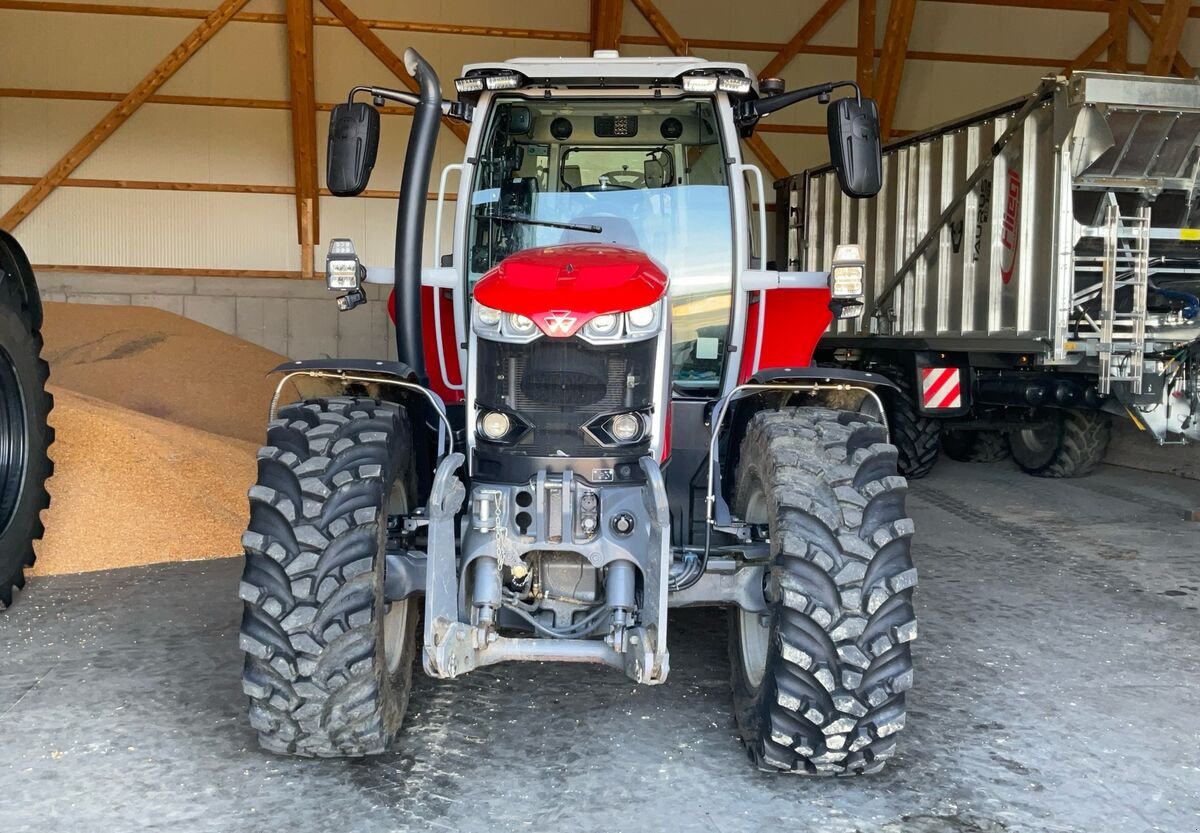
[36,272,397,361]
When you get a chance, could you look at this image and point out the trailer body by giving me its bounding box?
[780,72,1200,466]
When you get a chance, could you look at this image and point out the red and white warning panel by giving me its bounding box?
[920,367,962,409]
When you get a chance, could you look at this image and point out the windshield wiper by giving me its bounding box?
[476,211,602,234]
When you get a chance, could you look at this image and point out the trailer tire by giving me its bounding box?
[941,429,1010,463]
[0,272,53,610]
[729,407,917,775]
[1008,408,1110,478]
[879,370,940,479]
[239,396,419,757]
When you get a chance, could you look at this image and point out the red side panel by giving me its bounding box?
[738,287,834,383]
[388,288,465,403]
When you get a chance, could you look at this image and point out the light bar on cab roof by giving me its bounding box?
[681,73,752,96]
[455,76,485,94]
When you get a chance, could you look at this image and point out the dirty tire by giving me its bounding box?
[1008,409,1110,478]
[0,271,53,610]
[941,429,1009,463]
[730,407,917,775]
[239,396,419,757]
[879,370,940,479]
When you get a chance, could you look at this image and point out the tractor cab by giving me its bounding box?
[241,49,918,776]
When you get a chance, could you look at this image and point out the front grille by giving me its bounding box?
[476,336,656,457]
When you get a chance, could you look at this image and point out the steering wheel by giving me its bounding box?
[600,171,645,188]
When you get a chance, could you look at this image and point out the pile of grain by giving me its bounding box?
[34,387,258,573]
[32,302,295,575]
[40,302,289,445]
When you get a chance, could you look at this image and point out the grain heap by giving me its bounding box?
[32,302,293,574]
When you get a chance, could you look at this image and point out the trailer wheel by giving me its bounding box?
[0,274,53,610]
[879,370,940,479]
[941,429,1010,463]
[730,407,917,775]
[239,397,419,757]
[1008,409,1110,478]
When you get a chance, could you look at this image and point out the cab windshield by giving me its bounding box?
[466,96,734,387]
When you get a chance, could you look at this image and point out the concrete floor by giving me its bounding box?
[1,461,1199,833]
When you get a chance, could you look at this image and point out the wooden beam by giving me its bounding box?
[0,1,595,40]
[590,0,623,52]
[857,0,876,97]
[285,0,318,277]
[744,134,790,182]
[0,0,249,232]
[760,0,850,80]
[1130,0,1196,76]
[1109,0,1130,71]
[0,173,454,201]
[629,0,688,55]
[1146,0,1190,75]
[1065,26,1116,74]
[875,0,917,141]
[317,0,470,143]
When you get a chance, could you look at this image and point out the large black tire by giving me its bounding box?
[1008,409,1110,478]
[941,429,1010,463]
[239,397,419,757]
[879,370,940,479]
[0,270,53,610]
[729,407,917,775]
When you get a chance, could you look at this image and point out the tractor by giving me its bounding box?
[239,48,917,775]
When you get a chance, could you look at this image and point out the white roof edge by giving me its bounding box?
[459,55,757,84]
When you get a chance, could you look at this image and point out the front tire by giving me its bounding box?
[239,397,419,757]
[0,276,53,610]
[1008,409,1110,478]
[730,407,917,774]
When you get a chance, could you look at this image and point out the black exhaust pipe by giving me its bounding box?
[394,48,441,384]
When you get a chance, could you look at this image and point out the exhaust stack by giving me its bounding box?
[394,48,441,384]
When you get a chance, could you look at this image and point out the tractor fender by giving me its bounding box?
[0,232,42,330]
[711,366,899,525]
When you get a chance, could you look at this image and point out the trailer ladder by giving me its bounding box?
[1074,200,1151,395]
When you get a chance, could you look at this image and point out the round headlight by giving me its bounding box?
[610,413,641,442]
[587,314,619,336]
[476,304,501,326]
[481,411,511,439]
[509,313,536,333]
[627,305,656,329]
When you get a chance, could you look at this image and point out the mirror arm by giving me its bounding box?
[736,80,860,127]
[348,85,473,123]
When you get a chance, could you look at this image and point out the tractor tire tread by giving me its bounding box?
[731,406,916,775]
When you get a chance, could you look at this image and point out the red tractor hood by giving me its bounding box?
[473,244,668,338]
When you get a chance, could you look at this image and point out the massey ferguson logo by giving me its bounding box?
[999,169,1021,285]
[543,310,577,335]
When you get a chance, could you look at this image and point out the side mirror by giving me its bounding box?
[827,97,882,198]
[327,102,380,197]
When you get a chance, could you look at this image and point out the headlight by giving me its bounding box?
[830,243,866,298]
[831,266,864,297]
[509,313,536,334]
[585,314,620,338]
[480,411,511,440]
[325,238,362,291]
[625,303,659,336]
[609,413,643,442]
[473,302,502,335]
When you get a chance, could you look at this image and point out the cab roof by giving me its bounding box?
[460,52,758,93]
